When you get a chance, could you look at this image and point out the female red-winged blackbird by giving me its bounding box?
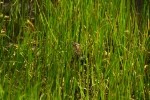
[72,42,86,66]
[73,42,82,58]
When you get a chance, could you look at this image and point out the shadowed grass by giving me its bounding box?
[0,0,149,99]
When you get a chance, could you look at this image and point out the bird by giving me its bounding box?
[72,42,86,66]
[73,42,82,58]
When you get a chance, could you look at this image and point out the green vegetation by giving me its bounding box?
[0,0,149,99]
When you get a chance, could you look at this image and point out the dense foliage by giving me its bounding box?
[0,0,149,99]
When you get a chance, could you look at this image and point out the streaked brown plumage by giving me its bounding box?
[72,42,86,66]
[73,42,82,57]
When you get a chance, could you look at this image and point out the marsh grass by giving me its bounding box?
[0,0,149,99]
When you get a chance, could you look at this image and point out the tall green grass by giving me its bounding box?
[0,0,149,99]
